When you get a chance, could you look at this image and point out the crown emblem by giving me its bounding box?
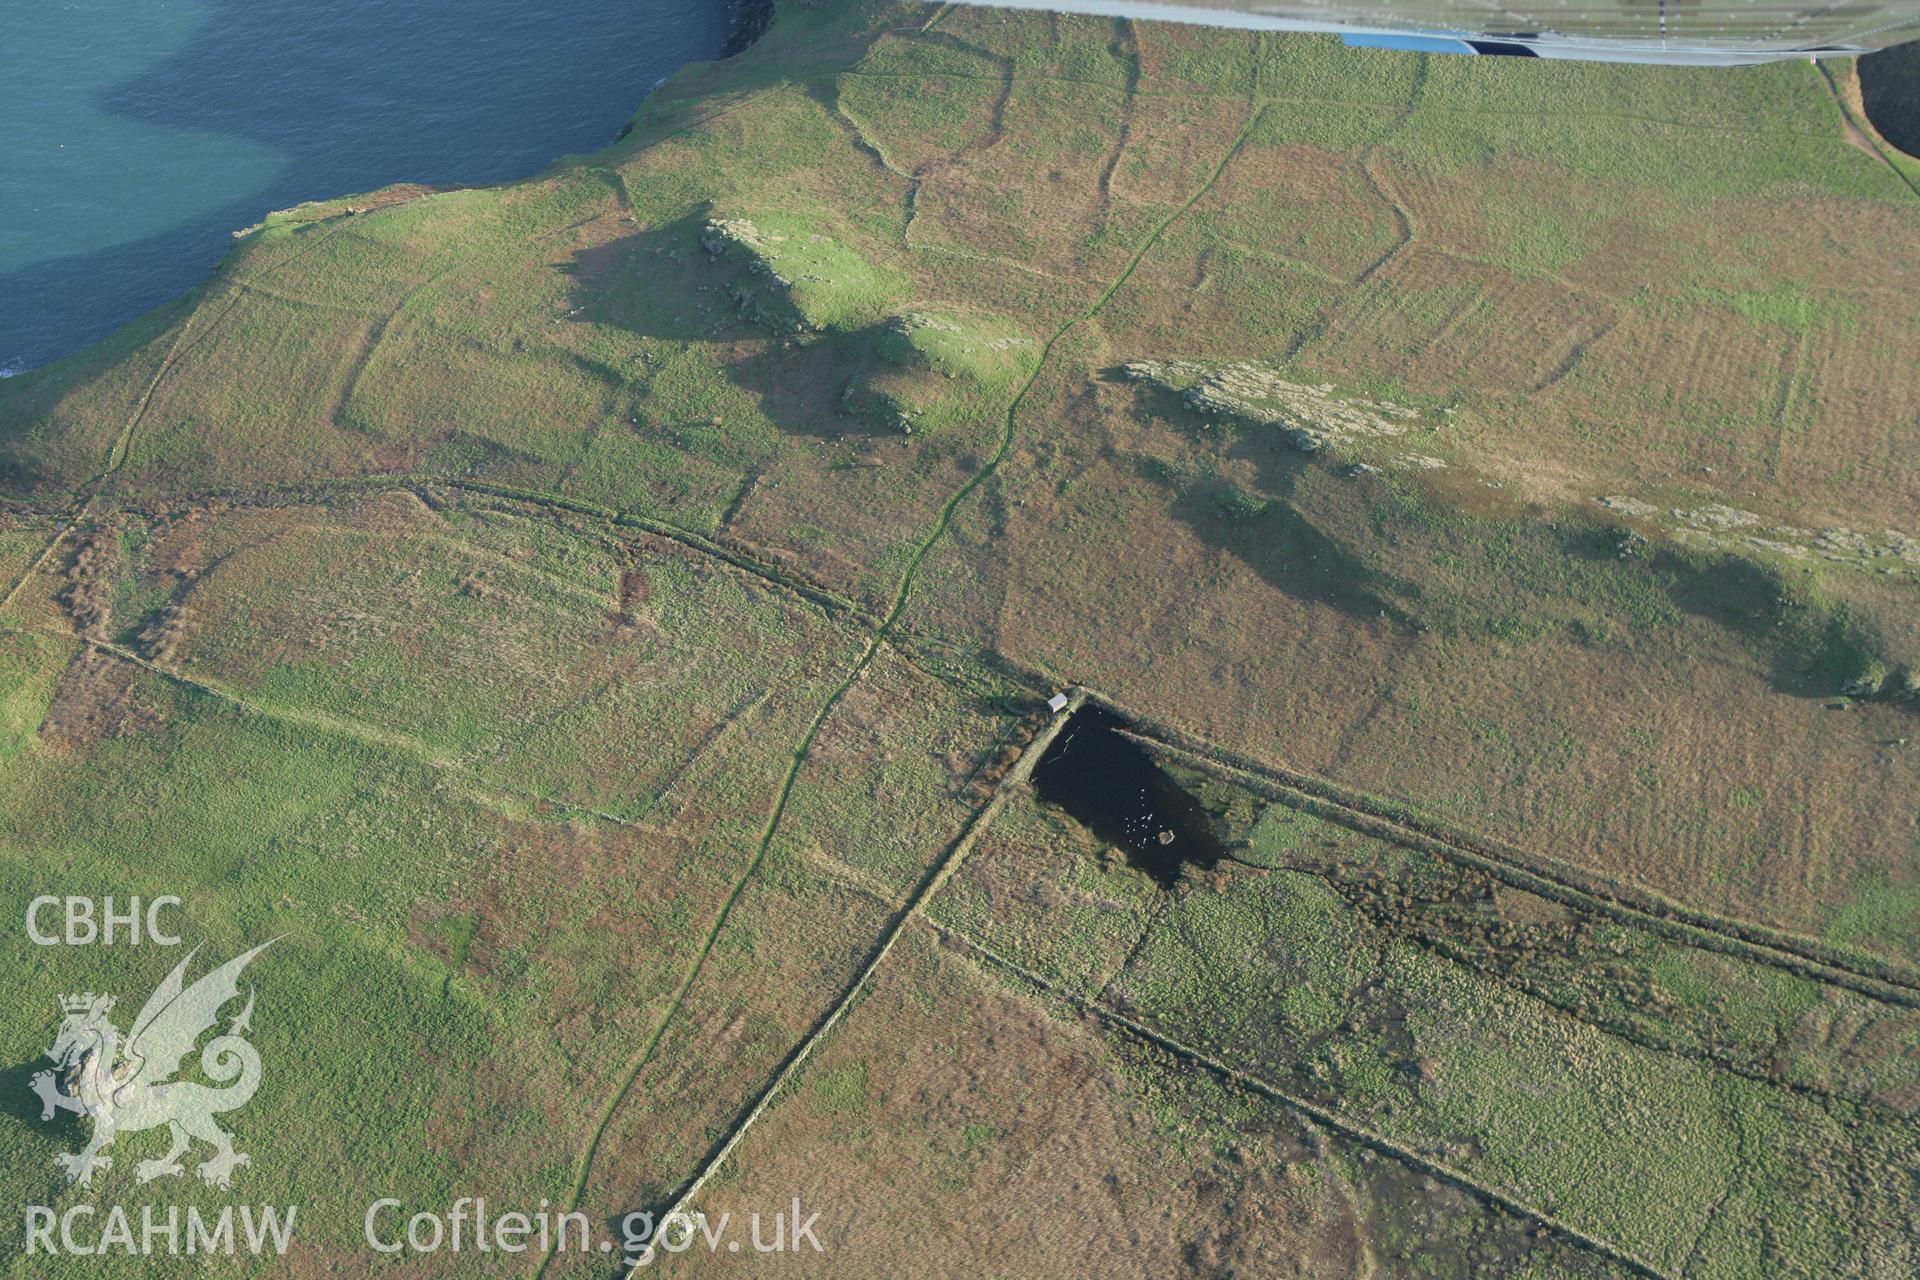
[35,943,274,1191]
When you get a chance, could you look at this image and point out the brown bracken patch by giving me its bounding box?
[39,649,158,753]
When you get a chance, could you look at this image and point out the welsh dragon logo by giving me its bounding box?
[30,941,275,1189]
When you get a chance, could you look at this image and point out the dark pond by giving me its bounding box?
[1031,705,1227,888]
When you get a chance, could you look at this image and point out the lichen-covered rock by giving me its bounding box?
[1597,496,1920,581]
[834,310,1033,433]
[1599,496,1660,518]
[1122,360,1419,454]
[1677,504,1762,531]
[700,214,905,334]
[876,312,1031,381]
[1610,527,1652,559]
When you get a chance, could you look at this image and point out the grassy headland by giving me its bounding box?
[1,5,1915,1276]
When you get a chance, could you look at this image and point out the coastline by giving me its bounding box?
[2,0,741,379]
[722,0,777,58]
[617,0,773,142]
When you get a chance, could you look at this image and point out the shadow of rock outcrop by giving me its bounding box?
[1120,373,1418,627]
[563,223,902,442]
[563,220,971,443]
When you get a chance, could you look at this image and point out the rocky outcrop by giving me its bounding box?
[878,312,1031,378]
[700,215,905,335]
[1598,496,1920,579]
[1121,361,1420,455]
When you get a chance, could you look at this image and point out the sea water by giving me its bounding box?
[1,0,731,374]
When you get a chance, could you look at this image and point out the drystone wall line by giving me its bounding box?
[1088,692,1920,1005]
[1376,910,1900,1116]
[625,694,1084,1272]
[25,472,1044,712]
[530,609,883,1280]
[440,479,875,623]
[572,99,1265,1277]
[932,921,1676,1280]
[15,628,652,838]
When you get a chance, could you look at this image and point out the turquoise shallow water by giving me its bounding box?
[2,0,731,374]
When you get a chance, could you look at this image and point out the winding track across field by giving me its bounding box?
[532,77,1270,1278]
